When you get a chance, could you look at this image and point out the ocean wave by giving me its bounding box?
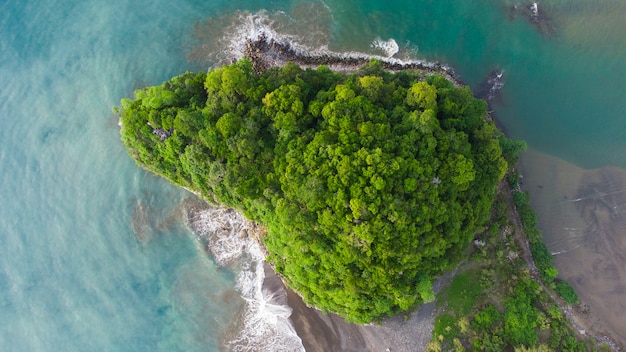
[186,205,304,352]
[370,37,399,58]
[188,6,444,72]
[189,3,333,67]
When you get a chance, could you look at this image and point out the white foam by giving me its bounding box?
[187,206,304,352]
[371,38,399,58]
[214,10,314,66]
[188,207,260,266]
[531,2,539,17]
[211,10,443,72]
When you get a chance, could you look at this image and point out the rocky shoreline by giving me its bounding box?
[242,34,506,109]
[238,39,470,351]
[238,40,624,351]
[242,34,465,85]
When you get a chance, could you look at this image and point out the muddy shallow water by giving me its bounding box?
[520,149,626,344]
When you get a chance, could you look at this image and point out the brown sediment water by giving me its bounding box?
[519,148,626,346]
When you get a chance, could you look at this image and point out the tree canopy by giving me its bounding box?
[118,59,508,323]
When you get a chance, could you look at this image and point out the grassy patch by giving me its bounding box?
[427,179,604,351]
[433,313,459,343]
[438,268,483,315]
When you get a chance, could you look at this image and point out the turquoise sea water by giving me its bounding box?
[1,0,625,350]
[0,1,242,350]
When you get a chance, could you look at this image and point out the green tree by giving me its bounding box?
[118,60,507,323]
[406,81,438,111]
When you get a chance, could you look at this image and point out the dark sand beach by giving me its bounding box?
[244,37,457,352]
[263,264,444,352]
[242,38,624,351]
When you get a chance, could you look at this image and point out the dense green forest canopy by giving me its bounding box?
[118,59,509,323]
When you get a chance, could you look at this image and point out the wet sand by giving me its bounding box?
[263,264,440,352]
[520,148,626,348]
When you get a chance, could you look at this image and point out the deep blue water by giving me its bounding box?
[1,0,625,350]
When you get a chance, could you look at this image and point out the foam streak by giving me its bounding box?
[186,206,304,352]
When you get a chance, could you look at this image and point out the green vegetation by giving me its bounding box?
[439,269,483,315]
[510,180,579,304]
[427,184,593,351]
[554,279,580,305]
[118,59,509,323]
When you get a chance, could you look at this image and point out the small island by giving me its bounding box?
[119,57,508,322]
[117,43,618,350]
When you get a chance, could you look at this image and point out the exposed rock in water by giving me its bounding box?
[242,34,465,86]
[131,200,151,242]
[530,2,539,21]
[509,2,557,37]
[474,69,505,105]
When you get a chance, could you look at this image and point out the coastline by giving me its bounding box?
[264,262,447,352]
[158,34,625,349]
[242,37,458,351]
[257,179,623,351]
[240,37,623,350]
[242,34,465,86]
[499,178,623,351]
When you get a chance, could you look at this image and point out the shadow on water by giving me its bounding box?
[129,192,198,242]
[520,149,626,344]
[507,1,558,37]
[131,197,153,242]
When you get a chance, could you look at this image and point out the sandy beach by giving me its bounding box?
[241,39,457,351]
[261,173,626,351]
[263,263,441,352]
[218,37,625,351]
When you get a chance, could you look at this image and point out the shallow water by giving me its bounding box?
[520,149,626,343]
[1,0,625,350]
[0,1,249,350]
